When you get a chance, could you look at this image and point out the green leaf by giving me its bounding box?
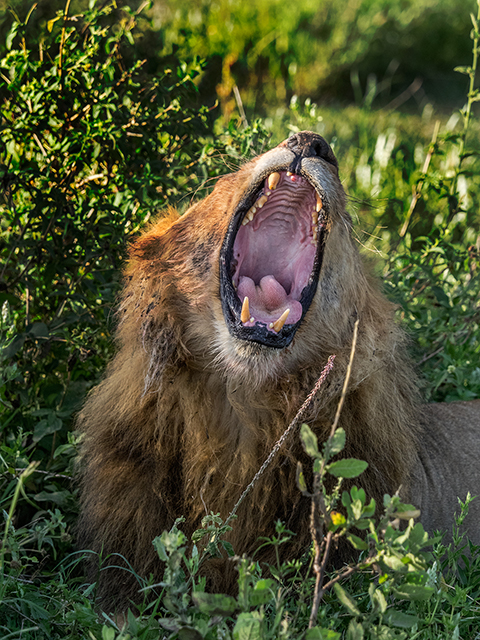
[3,333,26,358]
[33,415,63,443]
[383,609,420,628]
[296,461,310,495]
[301,423,320,458]
[192,591,237,616]
[347,534,368,550]
[206,541,222,557]
[431,286,449,307]
[407,522,429,549]
[454,65,472,75]
[221,540,235,557]
[327,458,368,478]
[370,583,387,614]
[177,627,204,640]
[6,23,19,50]
[325,428,346,456]
[306,628,341,640]
[393,584,434,601]
[233,612,262,640]
[153,538,168,561]
[34,490,70,506]
[192,529,206,543]
[102,626,116,640]
[346,619,364,640]
[249,578,275,605]
[381,554,407,572]
[27,322,49,338]
[333,583,361,616]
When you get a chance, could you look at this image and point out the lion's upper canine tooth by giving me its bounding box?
[268,172,280,190]
[241,297,250,323]
[316,193,323,212]
[270,308,290,332]
[257,195,268,208]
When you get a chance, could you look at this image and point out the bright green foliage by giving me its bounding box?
[157,0,474,112]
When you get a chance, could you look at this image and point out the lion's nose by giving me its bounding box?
[281,130,338,171]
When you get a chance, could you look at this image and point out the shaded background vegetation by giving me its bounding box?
[0,0,479,637]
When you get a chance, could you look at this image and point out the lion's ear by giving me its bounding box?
[116,231,185,397]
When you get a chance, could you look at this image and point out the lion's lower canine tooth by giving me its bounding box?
[312,210,318,225]
[316,194,323,212]
[268,172,280,190]
[241,297,250,323]
[272,308,290,332]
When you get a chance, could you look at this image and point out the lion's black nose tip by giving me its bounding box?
[285,131,338,170]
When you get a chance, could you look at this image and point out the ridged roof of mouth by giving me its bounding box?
[220,167,328,348]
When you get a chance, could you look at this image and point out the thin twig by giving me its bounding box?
[233,85,248,129]
[416,346,444,366]
[399,120,440,238]
[32,132,47,158]
[320,564,358,593]
[58,0,72,80]
[452,4,480,197]
[309,531,333,627]
[224,355,336,528]
[330,318,359,436]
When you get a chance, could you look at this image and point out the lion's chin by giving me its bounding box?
[212,317,289,387]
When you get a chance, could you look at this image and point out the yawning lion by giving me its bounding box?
[77,131,480,610]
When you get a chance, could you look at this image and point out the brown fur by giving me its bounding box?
[77,133,479,611]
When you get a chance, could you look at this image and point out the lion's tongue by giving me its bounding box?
[237,275,303,326]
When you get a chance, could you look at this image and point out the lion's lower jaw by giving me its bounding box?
[212,318,289,386]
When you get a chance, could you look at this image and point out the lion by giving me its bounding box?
[77,131,480,611]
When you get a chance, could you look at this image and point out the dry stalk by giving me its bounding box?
[58,0,72,80]
[399,120,440,238]
[309,318,359,628]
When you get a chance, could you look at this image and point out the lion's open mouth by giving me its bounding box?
[220,167,328,348]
